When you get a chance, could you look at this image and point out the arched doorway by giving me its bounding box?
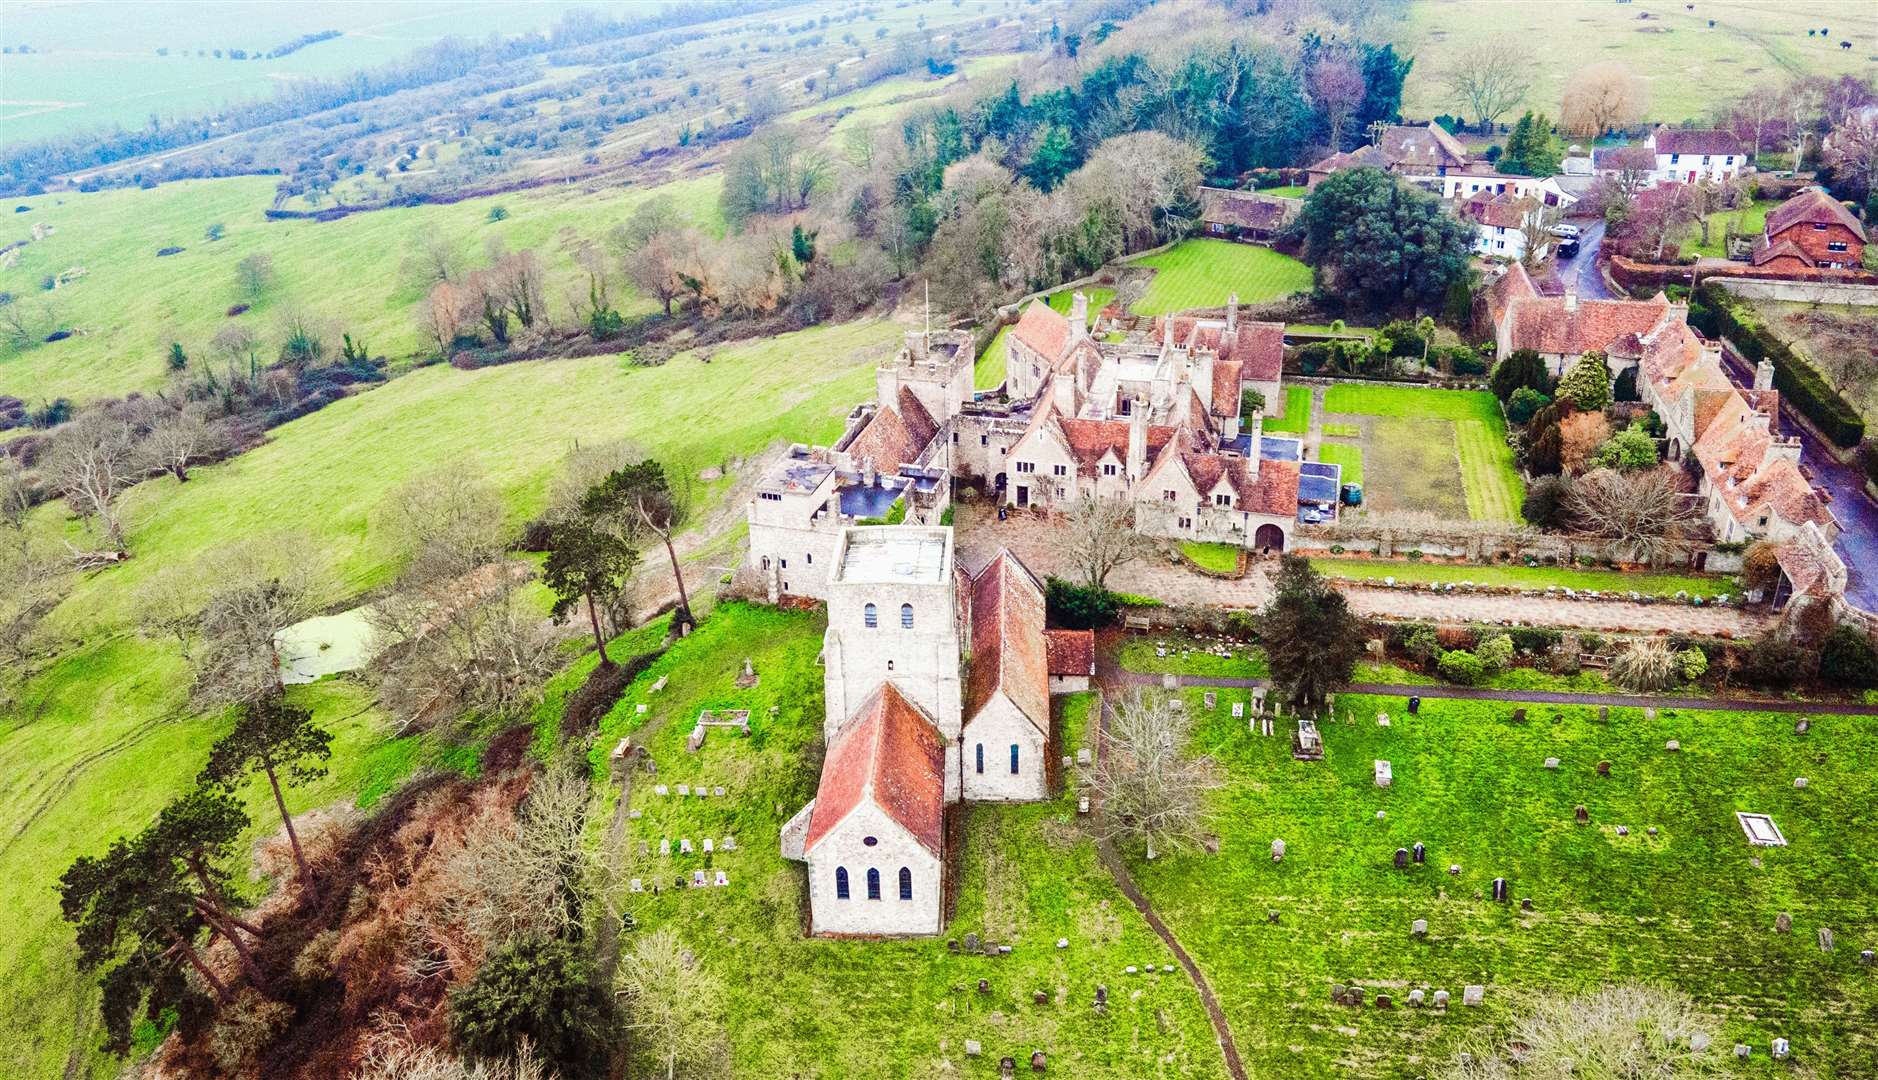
[1254,523,1285,554]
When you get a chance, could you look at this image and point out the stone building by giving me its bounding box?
[960,551,1050,802]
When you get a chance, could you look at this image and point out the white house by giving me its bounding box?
[1596,127,1746,187]
[1438,170,1579,211]
[1458,193,1546,261]
[961,551,1050,802]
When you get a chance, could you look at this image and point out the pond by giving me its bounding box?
[274,607,377,684]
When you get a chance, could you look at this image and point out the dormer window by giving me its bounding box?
[1103,463,1118,476]
[1213,493,1232,507]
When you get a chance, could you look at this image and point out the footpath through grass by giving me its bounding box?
[1322,384,1523,523]
[1310,557,1734,599]
[593,605,1224,1077]
[1129,239,1312,316]
[1130,688,1878,1076]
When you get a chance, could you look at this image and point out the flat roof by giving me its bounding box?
[837,527,950,584]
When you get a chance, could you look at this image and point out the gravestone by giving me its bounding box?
[1795,718,1810,735]
[1492,878,1508,902]
[1376,712,1390,728]
[1448,864,1462,875]
[1575,805,1589,824]
[1599,705,1609,722]
[723,836,736,851]
[1664,740,1680,752]
[1331,984,1347,1003]
[1512,708,1527,723]
[1126,966,1138,975]
[1521,897,1533,911]
[680,838,693,854]
[630,878,643,893]
[1615,825,1629,836]
[1408,696,1420,714]
[1644,707,1655,721]
[1078,796,1090,815]
[1346,986,1364,1006]
[1463,984,1484,1007]
[1775,912,1792,933]
[964,932,980,952]
[978,978,990,994]
[1375,993,1393,1009]
[714,786,726,797]
[655,784,669,796]
[1411,919,1428,937]
[1033,990,1048,1005]
[686,725,705,752]
[1094,985,1108,1007]
[1271,838,1286,862]
[1772,1038,1790,1060]
[691,869,706,887]
[1062,755,1072,771]
[1690,1033,1709,1052]
[1735,1044,1751,1059]
[1819,927,1835,952]
[715,870,729,887]
[660,839,671,856]
[650,674,667,694]
[1794,777,1808,788]
[676,784,690,797]
[1266,910,1280,924]
[1077,748,1092,766]
[629,809,642,820]
[965,1039,981,1058]
[1204,691,1217,710]
[1395,847,1410,869]
[1231,701,1245,719]
[948,939,959,952]
[1030,1050,1047,1072]
[1000,1057,1016,1080]
[1407,989,1425,1007]
[1544,757,1559,769]
[1432,989,1450,1009]
[1860,949,1875,966]
[1412,842,1425,864]
[1373,759,1392,788]
[1057,938,1068,949]
[1292,718,1324,760]
[735,657,759,689]
[1596,760,1611,777]
[703,839,714,853]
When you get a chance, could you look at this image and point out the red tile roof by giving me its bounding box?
[1751,236,1814,268]
[965,551,1049,734]
[1010,302,1073,364]
[1377,122,1471,170]
[1764,187,1865,241]
[1463,193,1526,230]
[1044,628,1095,677]
[1211,359,1245,418]
[1234,321,1286,383]
[1178,453,1300,516]
[1199,187,1297,231]
[1651,127,1742,156]
[1506,295,1671,355]
[846,387,939,472]
[806,683,946,857]
[897,385,938,447]
[1055,415,1189,477]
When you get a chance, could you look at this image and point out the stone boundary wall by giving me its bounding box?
[1291,523,1743,575]
[1607,254,1878,297]
[1709,276,1878,307]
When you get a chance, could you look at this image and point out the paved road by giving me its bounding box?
[1716,344,1878,610]
[1563,218,1614,299]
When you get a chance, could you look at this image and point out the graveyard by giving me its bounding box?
[583,605,1878,1076]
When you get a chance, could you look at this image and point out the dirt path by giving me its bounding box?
[1089,641,1249,1080]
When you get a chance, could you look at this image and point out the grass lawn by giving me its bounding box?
[1048,285,1116,324]
[1314,441,1363,487]
[1129,239,1312,316]
[1398,0,1873,124]
[1290,323,1375,339]
[1322,385,1523,523]
[1261,185,1307,198]
[589,604,1224,1077]
[1309,558,1734,599]
[1679,199,1776,260]
[33,317,898,632]
[1117,633,1268,680]
[1261,384,1314,435]
[0,173,725,404]
[1321,422,1361,438]
[1129,689,1878,1075]
[1181,540,1242,574]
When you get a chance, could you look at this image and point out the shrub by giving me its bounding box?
[1521,474,1572,529]
[209,990,294,1076]
[1610,638,1678,691]
[1507,627,1562,653]
[1506,386,1550,424]
[449,934,617,1080]
[1612,365,1639,402]
[1447,345,1488,375]
[1044,576,1119,630]
[1490,349,1550,401]
[1819,625,1878,688]
[486,205,510,223]
[1592,422,1659,471]
[1741,633,1811,688]
[1557,351,1613,410]
[1741,542,1782,593]
[1404,625,1441,663]
[1435,625,1476,650]
[1476,634,1515,674]
[1437,649,1485,685]
[1677,646,1708,682]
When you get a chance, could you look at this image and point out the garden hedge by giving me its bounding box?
[1694,282,1865,448]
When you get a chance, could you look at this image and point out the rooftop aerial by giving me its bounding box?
[836,526,951,584]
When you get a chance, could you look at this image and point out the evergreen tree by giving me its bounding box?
[200,697,332,894]
[1557,351,1614,411]
[1291,167,1474,312]
[1023,124,1077,190]
[1490,348,1551,400]
[1257,556,1362,714]
[541,508,638,666]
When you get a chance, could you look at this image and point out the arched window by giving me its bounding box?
[898,866,912,900]
[1010,744,1020,775]
[975,743,984,774]
[835,866,849,899]
[866,868,881,900]
[863,602,877,628]
[901,603,914,628]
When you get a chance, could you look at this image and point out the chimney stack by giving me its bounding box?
[1563,289,1578,313]
[1126,397,1148,480]
[1754,359,1775,392]
[1226,293,1239,332]
[1069,291,1090,342]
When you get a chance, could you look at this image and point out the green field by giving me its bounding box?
[1132,688,1878,1075]
[1260,384,1314,435]
[1315,440,1363,486]
[0,173,725,405]
[1310,557,1734,599]
[586,607,1224,1077]
[1322,384,1523,522]
[1129,239,1312,316]
[1399,0,1877,125]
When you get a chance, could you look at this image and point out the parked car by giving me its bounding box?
[1556,238,1580,259]
[1550,223,1581,239]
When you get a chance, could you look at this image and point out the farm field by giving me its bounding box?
[1309,557,1734,599]
[1132,687,1878,1076]
[585,606,1225,1077]
[1128,239,1312,316]
[0,173,725,405]
[0,1,596,143]
[1322,384,1523,523]
[1261,384,1314,435]
[1397,0,1877,124]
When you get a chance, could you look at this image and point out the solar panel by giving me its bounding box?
[1298,475,1341,503]
[1300,462,1339,479]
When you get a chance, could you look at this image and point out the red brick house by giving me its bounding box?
[1751,188,1867,270]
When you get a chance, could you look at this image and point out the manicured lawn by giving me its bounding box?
[1117,633,1268,679]
[1048,285,1116,324]
[1309,557,1735,599]
[1261,384,1314,435]
[0,173,726,404]
[1679,199,1776,260]
[1181,540,1242,574]
[1290,323,1374,339]
[591,604,1223,1078]
[1314,441,1363,486]
[1321,385,1523,523]
[1129,689,1878,1075]
[1261,185,1307,198]
[1129,239,1312,315]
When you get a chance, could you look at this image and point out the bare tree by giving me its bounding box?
[615,927,726,1080]
[134,563,202,658]
[45,412,139,554]
[234,253,276,302]
[1566,467,1699,565]
[1560,63,1647,138]
[1439,984,1717,1080]
[193,534,324,708]
[487,245,548,333]
[1064,131,1208,251]
[1442,39,1535,132]
[1516,197,1557,270]
[210,322,263,389]
[1089,690,1220,860]
[1782,81,1824,173]
[1308,46,1368,151]
[1723,85,1785,160]
[403,228,463,290]
[422,280,475,356]
[0,453,32,531]
[138,408,224,483]
[1063,494,1149,592]
[1824,110,1878,203]
[0,534,69,661]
